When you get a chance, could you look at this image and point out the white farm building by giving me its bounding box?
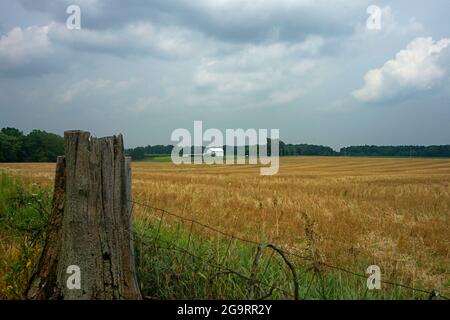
[203,147,224,157]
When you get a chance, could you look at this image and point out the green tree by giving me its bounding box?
[23,130,64,162]
[0,129,25,162]
[129,147,146,160]
[1,127,24,138]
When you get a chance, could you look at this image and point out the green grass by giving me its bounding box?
[138,155,173,162]
[134,215,423,300]
[0,173,50,299]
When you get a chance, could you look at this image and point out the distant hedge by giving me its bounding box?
[340,145,450,157]
[127,142,450,159]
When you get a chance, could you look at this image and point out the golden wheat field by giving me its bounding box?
[0,156,449,293]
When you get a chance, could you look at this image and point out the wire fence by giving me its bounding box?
[129,200,449,301]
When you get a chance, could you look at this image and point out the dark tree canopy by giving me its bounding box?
[2,127,449,162]
[126,140,450,159]
[340,145,450,158]
[0,127,64,162]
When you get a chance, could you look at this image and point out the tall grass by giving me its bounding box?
[133,214,421,300]
[0,173,50,299]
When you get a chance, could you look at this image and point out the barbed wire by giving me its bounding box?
[130,199,449,300]
[136,232,296,300]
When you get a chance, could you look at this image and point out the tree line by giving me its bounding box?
[1,127,449,162]
[126,140,336,160]
[127,140,450,160]
[340,145,450,157]
[0,127,64,162]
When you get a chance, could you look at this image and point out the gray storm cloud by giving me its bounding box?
[1,0,450,149]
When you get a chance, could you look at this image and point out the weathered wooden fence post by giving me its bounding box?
[27,131,142,300]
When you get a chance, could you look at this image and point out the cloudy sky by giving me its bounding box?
[0,0,449,149]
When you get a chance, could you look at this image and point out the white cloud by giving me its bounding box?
[0,21,206,62]
[353,37,450,102]
[0,24,53,64]
[194,37,324,96]
[0,20,210,76]
[190,38,328,109]
[185,35,334,111]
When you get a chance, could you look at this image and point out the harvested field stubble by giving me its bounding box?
[1,156,449,294]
